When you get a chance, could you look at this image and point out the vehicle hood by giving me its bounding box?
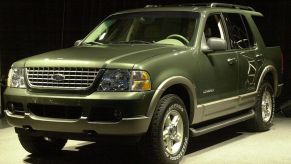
[15,44,186,69]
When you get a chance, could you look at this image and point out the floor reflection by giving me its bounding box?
[0,117,10,129]
[22,123,248,164]
[24,143,139,164]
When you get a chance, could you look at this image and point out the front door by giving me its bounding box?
[196,13,239,121]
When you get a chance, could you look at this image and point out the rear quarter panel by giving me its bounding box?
[246,14,283,89]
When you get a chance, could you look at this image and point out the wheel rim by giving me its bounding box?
[261,89,273,122]
[162,109,184,156]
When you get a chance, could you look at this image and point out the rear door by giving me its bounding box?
[223,13,262,95]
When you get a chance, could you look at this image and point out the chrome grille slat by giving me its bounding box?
[28,74,97,77]
[29,78,95,81]
[30,82,90,85]
[27,70,99,73]
[26,67,99,89]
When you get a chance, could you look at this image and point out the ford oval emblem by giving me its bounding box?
[52,74,65,82]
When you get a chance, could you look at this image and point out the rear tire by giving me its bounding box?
[140,94,189,164]
[18,134,67,155]
[248,82,275,131]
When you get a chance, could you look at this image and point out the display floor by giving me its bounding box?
[0,114,291,164]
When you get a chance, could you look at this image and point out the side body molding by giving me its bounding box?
[195,65,279,124]
[147,76,197,124]
[147,66,278,126]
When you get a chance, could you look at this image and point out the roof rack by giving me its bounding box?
[145,5,162,8]
[145,3,255,11]
[210,3,255,11]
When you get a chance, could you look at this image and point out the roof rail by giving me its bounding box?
[145,3,255,11]
[145,5,162,8]
[210,3,255,11]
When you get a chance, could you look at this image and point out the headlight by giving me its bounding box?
[98,70,151,92]
[98,70,130,91]
[7,68,26,88]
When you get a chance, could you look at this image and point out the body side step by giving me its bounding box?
[190,110,255,137]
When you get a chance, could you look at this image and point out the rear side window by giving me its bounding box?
[223,13,251,49]
[252,16,280,47]
[241,16,255,47]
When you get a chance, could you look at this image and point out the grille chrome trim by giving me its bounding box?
[26,67,99,89]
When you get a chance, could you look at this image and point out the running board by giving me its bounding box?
[190,110,255,137]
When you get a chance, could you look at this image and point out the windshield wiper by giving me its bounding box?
[109,40,153,44]
[84,41,105,45]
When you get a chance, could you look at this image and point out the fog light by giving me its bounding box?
[6,102,25,115]
[113,109,122,121]
[7,103,15,114]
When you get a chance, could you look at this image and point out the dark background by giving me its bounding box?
[0,0,290,103]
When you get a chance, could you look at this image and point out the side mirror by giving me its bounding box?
[202,37,227,53]
[74,40,82,47]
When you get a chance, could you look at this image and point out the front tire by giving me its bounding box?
[248,82,275,131]
[18,134,67,155]
[141,94,189,164]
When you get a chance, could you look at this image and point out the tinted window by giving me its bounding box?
[204,14,224,39]
[223,13,249,49]
[252,16,280,46]
[84,12,198,46]
[201,14,226,51]
[241,16,255,47]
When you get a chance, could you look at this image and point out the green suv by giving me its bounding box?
[4,3,283,164]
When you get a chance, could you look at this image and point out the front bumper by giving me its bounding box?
[4,88,154,136]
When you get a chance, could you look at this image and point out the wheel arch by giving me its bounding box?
[256,65,279,96]
[147,76,197,123]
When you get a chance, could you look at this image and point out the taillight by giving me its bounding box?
[281,52,284,74]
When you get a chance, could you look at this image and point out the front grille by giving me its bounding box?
[26,67,99,89]
[28,104,82,119]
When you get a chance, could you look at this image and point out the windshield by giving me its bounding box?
[83,12,199,46]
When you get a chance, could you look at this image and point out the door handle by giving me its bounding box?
[255,54,263,58]
[227,58,237,65]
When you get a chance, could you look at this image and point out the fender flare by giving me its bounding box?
[147,76,197,123]
[256,65,279,96]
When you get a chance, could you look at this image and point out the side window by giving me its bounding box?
[223,13,250,49]
[241,16,255,47]
[202,14,226,50]
[252,16,280,47]
[204,14,225,40]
